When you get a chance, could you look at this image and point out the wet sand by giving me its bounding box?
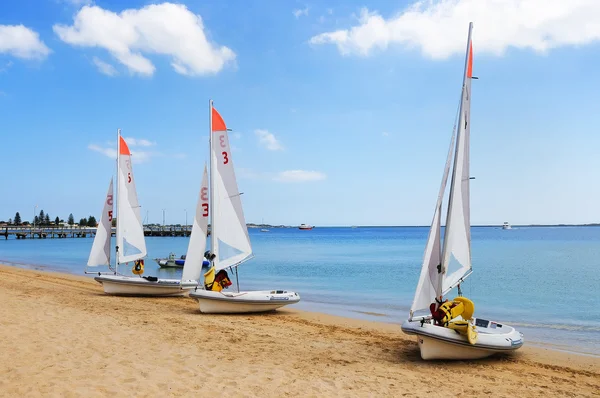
[0,264,598,397]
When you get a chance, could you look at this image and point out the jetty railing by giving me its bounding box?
[0,225,205,240]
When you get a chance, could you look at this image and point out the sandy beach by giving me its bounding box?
[0,265,598,397]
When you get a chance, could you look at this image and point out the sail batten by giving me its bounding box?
[181,165,209,282]
[87,178,114,267]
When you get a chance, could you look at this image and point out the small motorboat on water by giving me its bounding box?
[298,224,313,230]
[155,253,185,268]
[155,253,210,269]
[401,23,523,360]
[502,222,512,230]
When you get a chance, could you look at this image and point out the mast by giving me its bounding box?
[115,128,121,275]
[438,22,473,298]
[209,100,215,262]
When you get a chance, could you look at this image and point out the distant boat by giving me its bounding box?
[299,224,313,230]
[154,253,209,269]
[260,229,269,232]
[502,222,512,230]
[401,23,524,360]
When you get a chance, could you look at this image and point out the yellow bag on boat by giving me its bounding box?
[203,266,223,292]
[437,301,465,325]
[132,259,144,275]
[452,297,475,320]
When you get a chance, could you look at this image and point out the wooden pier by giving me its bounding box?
[1,226,208,240]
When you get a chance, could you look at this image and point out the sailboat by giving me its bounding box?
[189,101,300,313]
[88,130,197,296]
[401,23,524,360]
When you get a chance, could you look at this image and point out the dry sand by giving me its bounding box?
[0,264,598,397]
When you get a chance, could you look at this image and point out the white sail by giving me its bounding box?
[210,104,252,271]
[87,178,114,267]
[410,129,456,316]
[181,165,209,282]
[116,134,147,264]
[440,23,474,294]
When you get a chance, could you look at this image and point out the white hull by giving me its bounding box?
[154,259,183,268]
[189,289,300,313]
[94,275,197,296]
[402,317,523,360]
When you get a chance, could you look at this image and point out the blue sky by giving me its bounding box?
[1,0,600,226]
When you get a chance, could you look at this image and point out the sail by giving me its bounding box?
[440,23,474,294]
[116,135,147,264]
[87,178,114,267]
[210,105,252,271]
[181,165,209,282]
[410,129,456,315]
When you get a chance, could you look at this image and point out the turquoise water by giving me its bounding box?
[1,226,598,356]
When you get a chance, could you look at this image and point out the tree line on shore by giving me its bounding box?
[2,210,97,228]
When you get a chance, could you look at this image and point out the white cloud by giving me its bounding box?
[124,137,155,147]
[293,7,309,19]
[0,25,51,60]
[309,1,600,58]
[274,170,326,182]
[88,144,117,159]
[60,0,93,6]
[88,137,158,163]
[92,56,118,76]
[53,3,236,76]
[0,61,13,73]
[236,168,326,183]
[255,129,284,151]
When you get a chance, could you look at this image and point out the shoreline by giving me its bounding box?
[0,264,599,396]
[2,259,599,358]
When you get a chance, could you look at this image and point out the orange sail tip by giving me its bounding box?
[212,107,227,132]
[119,136,131,155]
[467,42,473,78]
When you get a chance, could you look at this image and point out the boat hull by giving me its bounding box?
[94,275,197,296]
[189,289,300,313]
[401,318,523,360]
[154,258,185,268]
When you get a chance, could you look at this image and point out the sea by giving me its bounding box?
[1,226,598,356]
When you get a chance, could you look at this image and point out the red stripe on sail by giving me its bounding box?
[212,107,227,132]
[119,136,131,155]
[466,42,473,78]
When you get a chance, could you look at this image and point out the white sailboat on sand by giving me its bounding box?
[88,130,197,296]
[189,101,300,313]
[401,23,524,360]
